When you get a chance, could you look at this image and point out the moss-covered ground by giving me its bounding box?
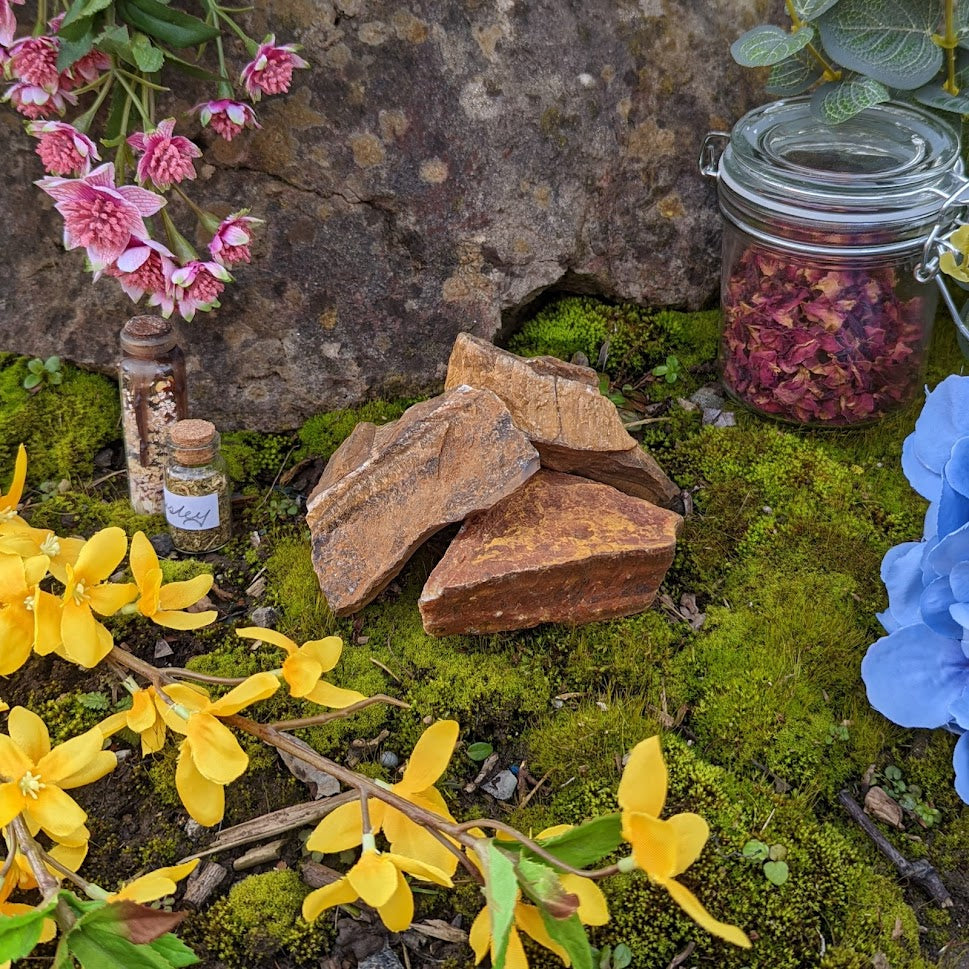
[2,297,968,968]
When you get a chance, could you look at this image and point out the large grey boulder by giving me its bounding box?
[0,0,775,430]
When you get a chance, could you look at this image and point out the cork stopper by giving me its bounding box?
[121,315,176,357]
[169,419,218,466]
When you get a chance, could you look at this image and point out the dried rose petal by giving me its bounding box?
[720,245,927,426]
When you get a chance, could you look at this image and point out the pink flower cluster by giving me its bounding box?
[721,246,927,426]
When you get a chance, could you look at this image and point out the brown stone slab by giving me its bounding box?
[306,386,540,615]
[418,470,682,636]
[444,333,678,507]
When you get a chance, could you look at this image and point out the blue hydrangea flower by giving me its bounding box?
[862,374,969,802]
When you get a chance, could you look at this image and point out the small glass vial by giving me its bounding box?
[119,315,188,513]
[701,97,964,427]
[163,419,232,553]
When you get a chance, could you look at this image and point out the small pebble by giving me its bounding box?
[150,533,175,557]
[690,385,726,410]
[184,819,204,840]
[93,446,114,469]
[250,606,278,628]
[359,948,405,969]
[379,751,399,769]
[481,769,518,800]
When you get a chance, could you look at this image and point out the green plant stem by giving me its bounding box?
[271,694,410,730]
[112,71,154,126]
[212,5,258,57]
[203,0,236,99]
[944,0,959,95]
[172,184,221,234]
[165,667,249,686]
[32,0,47,36]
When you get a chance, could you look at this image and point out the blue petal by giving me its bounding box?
[901,433,942,502]
[954,732,969,805]
[949,685,969,731]
[951,561,969,602]
[920,575,963,639]
[926,522,969,577]
[909,375,969,478]
[879,541,926,631]
[923,499,940,542]
[951,602,969,635]
[938,438,969,537]
[861,625,969,728]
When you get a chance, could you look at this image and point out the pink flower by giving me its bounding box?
[2,79,75,118]
[127,118,202,190]
[104,235,177,310]
[9,35,59,90]
[171,260,232,321]
[27,120,99,176]
[0,0,25,48]
[209,211,262,265]
[36,161,166,265]
[190,99,261,141]
[240,35,308,101]
[60,48,110,90]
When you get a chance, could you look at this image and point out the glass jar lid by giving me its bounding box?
[716,97,964,251]
[120,315,177,357]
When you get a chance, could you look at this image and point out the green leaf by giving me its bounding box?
[161,48,228,82]
[44,356,61,372]
[49,372,64,386]
[148,934,200,968]
[118,0,220,48]
[818,0,943,90]
[731,24,815,67]
[467,742,494,761]
[0,901,58,962]
[810,76,891,123]
[515,858,576,918]
[56,18,97,70]
[95,23,138,66]
[131,33,165,72]
[742,839,769,862]
[612,943,633,969]
[61,0,112,29]
[536,907,594,969]
[792,0,841,16]
[23,374,42,390]
[913,79,969,113]
[766,52,824,95]
[102,84,130,144]
[27,359,44,374]
[763,860,790,885]
[59,903,176,969]
[528,814,623,869]
[477,841,518,969]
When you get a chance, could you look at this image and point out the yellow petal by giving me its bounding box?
[536,824,572,840]
[282,653,323,698]
[112,859,199,903]
[560,874,609,926]
[0,783,24,829]
[47,537,84,586]
[48,839,87,874]
[136,568,162,618]
[186,716,248,784]
[73,527,127,584]
[305,800,364,854]
[347,851,398,907]
[385,851,454,887]
[97,710,130,739]
[7,707,48,765]
[505,925,530,969]
[49,822,89,848]
[666,812,710,876]
[55,750,116,790]
[27,785,87,839]
[376,867,414,932]
[157,573,213,611]
[298,636,344,673]
[87,581,138,616]
[175,742,224,826]
[0,612,35,676]
[663,876,751,948]
[206,671,279,716]
[399,720,459,794]
[0,555,27,601]
[469,906,490,963]
[128,690,158,733]
[152,609,218,631]
[0,446,26,515]
[302,877,358,922]
[31,589,62,657]
[234,626,297,655]
[128,532,158,591]
[38,726,103,786]
[302,680,367,709]
[617,736,666,817]
[515,902,569,964]
[623,812,676,881]
[59,603,113,668]
[382,810,458,877]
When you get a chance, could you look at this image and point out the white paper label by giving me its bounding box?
[164,488,220,531]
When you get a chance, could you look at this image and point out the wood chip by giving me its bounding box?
[408,920,468,944]
[464,753,500,793]
[182,862,227,908]
[864,786,904,829]
[278,736,342,798]
[233,838,286,871]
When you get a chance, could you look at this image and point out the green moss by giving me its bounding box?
[221,430,295,487]
[296,398,414,461]
[263,535,335,640]
[198,869,332,969]
[23,493,164,538]
[0,356,119,484]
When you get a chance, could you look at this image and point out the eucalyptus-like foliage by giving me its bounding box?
[731,0,969,123]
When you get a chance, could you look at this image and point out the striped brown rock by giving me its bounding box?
[418,470,682,636]
[444,333,679,507]
[306,386,540,616]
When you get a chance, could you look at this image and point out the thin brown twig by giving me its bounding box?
[271,694,410,730]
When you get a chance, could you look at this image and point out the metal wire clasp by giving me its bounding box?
[698,131,730,179]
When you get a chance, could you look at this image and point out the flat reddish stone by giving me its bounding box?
[418,470,682,636]
[444,333,678,507]
[306,386,540,616]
